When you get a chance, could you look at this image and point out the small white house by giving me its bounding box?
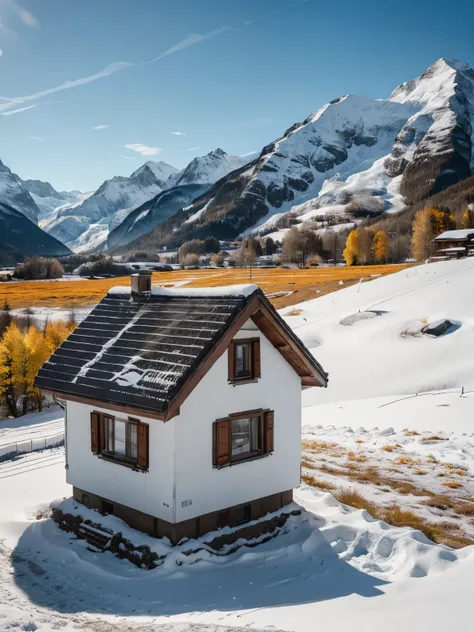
[36,273,327,542]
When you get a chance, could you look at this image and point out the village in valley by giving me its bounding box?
[2,2,474,631]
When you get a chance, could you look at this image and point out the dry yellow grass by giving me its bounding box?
[403,429,420,436]
[1,264,411,311]
[333,488,377,514]
[421,435,448,442]
[347,451,368,463]
[301,473,335,491]
[443,481,463,489]
[394,456,414,465]
[381,444,401,452]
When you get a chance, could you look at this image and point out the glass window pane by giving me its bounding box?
[232,418,251,455]
[107,418,114,452]
[236,344,250,375]
[114,420,127,456]
[129,423,138,460]
[250,416,260,451]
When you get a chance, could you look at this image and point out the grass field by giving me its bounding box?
[0,264,411,311]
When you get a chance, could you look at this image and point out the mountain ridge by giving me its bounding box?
[122,57,474,250]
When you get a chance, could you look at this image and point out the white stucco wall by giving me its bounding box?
[174,320,302,522]
[66,319,303,524]
[66,400,176,522]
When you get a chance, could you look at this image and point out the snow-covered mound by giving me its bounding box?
[150,58,474,246]
[42,161,179,249]
[279,258,474,408]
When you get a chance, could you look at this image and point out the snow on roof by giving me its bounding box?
[107,284,260,298]
[436,247,467,253]
[434,229,474,241]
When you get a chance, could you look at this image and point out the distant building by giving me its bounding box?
[433,229,474,258]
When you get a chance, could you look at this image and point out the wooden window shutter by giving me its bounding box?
[264,410,274,454]
[228,342,235,381]
[90,412,100,454]
[252,339,261,378]
[213,418,230,467]
[99,415,107,452]
[137,422,149,469]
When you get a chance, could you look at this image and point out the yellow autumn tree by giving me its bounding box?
[426,208,456,236]
[343,230,359,265]
[412,209,434,261]
[0,320,76,417]
[462,208,474,229]
[373,230,388,263]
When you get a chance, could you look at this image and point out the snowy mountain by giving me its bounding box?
[108,149,247,251]
[22,179,84,221]
[0,202,71,258]
[42,161,179,252]
[173,148,246,186]
[139,58,474,247]
[0,160,42,224]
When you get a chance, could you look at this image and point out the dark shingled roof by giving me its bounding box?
[35,285,327,416]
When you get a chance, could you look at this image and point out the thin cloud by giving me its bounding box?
[109,153,137,160]
[19,8,38,27]
[188,147,200,152]
[27,135,45,141]
[245,0,308,25]
[93,124,109,130]
[170,131,186,136]
[0,48,3,56]
[1,100,65,116]
[0,61,132,113]
[240,150,258,157]
[125,143,161,156]
[2,104,36,115]
[0,28,228,115]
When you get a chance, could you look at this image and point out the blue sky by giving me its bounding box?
[1,0,473,192]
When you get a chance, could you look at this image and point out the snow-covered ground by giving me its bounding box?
[2,257,474,631]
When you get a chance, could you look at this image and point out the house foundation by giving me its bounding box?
[73,486,293,544]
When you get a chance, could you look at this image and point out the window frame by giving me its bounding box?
[94,412,145,470]
[228,337,260,384]
[229,410,264,464]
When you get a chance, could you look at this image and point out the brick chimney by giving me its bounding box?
[131,271,152,295]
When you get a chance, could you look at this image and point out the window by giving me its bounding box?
[235,342,251,379]
[234,503,251,525]
[105,416,138,462]
[231,415,262,461]
[90,412,148,470]
[102,501,114,515]
[82,493,90,508]
[228,338,261,383]
[213,409,274,468]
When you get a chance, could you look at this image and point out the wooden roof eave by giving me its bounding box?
[250,297,328,389]
[164,293,327,421]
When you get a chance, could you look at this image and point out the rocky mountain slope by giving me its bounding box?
[0,202,71,258]
[0,160,42,224]
[127,58,474,249]
[108,149,246,250]
[22,179,84,221]
[41,161,179,252]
